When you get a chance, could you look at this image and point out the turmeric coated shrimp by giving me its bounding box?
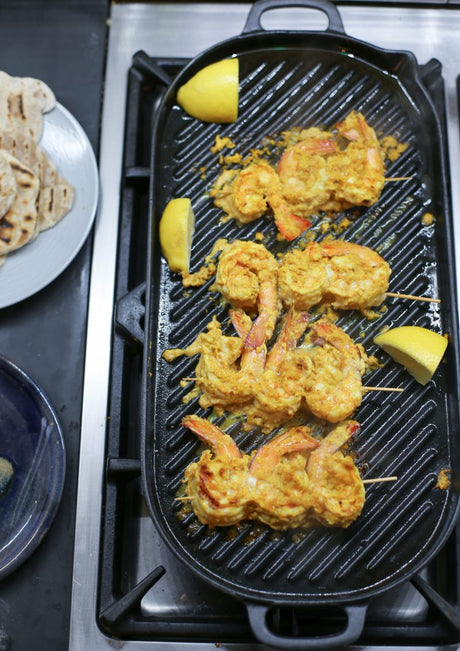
[249,425,319,478]
[211,162,279,224]
[212,161,313,241]
[278,239,391,312]
[229,308,267,375]
[329,110,385,207]
[182,416,364,530]
[182,415,248,527]
[246,309,312,432]
[307,420,365,527]
[212,240,281,345]
[213,158,318,240]
[278,242,330,311]
[277,128,338,217]
[302,318,368,422]
[163,317,256,412]
[320,240,391,310]
[248,426,319,529]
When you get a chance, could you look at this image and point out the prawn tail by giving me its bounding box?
[182,415,242,460]
[249,426,319,478]
[244,313,268,349]
[270,194,312,240]
[229,308,251,340]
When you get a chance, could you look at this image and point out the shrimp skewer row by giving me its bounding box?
[279,239,391,312]
[212,137,338,241]
[210,112,388,240]
[165,311,372,432]
[181,416,364,530]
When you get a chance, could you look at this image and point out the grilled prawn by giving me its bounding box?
[302,318,368,422]
[212,239,281,346]
[278,239,391,312]
[210,111,387,240]
[182,416,364,530]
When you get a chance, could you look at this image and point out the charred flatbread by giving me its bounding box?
[0,152,17,217]
[0,151,39,255]
[0,130,74,230]
[0,71,55,141]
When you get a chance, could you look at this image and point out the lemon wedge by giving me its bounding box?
[374,326,448,385]
[177,58,239,123]
[159,198,195,274]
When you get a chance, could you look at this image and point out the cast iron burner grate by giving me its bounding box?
[97,51,460,646]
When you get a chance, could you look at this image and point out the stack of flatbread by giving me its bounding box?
[0,71,74,267]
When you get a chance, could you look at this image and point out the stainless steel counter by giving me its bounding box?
[69,4,460,650]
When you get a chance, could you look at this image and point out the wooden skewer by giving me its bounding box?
[175,495,194,502]
[364,386,404,393]
[386,291,440,304]
[385,177,412,182]
[363,476,398,484]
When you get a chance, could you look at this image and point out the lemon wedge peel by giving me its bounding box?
[374,326,448,385]
[177,58,239,123]
[159,198,195,274]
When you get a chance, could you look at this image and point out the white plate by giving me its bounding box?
[0,102,99,308]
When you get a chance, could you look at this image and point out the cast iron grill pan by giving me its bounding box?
[140,1,460,647]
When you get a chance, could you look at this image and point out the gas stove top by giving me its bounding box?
[69,4,460,650]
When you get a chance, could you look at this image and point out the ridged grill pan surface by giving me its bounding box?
[140,0,460,628]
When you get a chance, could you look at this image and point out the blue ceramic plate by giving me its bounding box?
[0,355,65,580]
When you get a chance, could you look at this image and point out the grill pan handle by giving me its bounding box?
[246,602,367,649]
[115,282,146,344]
[243,0,345,35]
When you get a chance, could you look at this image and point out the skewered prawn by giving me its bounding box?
[163,317,257,412]
[182,416,364,530]
[211,162,278,224]
[278,239,391,312]
[211,161,313,241]
[301,318,368,422]
[270,132,338,239]
[182,415,248,527]
[212,240,281,346]
[278,242,330,311]
[246,309,312,432]
[276,128,338,218]
[321,239,391,310]
[307,420,365,527]
[249,426,320,529]
[329,110,385,207]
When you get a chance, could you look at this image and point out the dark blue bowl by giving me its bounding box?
[0,355,65,580]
